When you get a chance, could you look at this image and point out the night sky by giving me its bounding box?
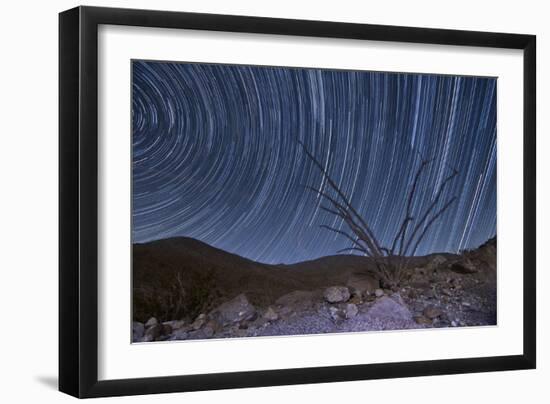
[132,60,496,264]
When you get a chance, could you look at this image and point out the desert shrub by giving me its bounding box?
[133,269,215,322]
[301,142,458,288]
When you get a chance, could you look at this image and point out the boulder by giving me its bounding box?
[191,313,207,330]
[323,286,351,303]
[132,321,145,341]
[263,306,279,321]
[163,320,185,330]
[374,288,384,298]
[144,323,163,341]
[367,296,413,322]
[210,293,256,326]
[206,319,222,334]
[144,317,158,328]
[202,324,215,338]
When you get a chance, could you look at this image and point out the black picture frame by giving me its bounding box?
[59,5,536,398]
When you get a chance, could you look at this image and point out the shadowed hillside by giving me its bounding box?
[134,237,379,322]
[133,236,496,325]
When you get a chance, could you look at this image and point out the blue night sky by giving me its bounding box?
[132,60,496,264]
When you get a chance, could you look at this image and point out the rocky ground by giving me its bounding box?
[133,238,496,342]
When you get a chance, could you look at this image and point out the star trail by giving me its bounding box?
[132,60,496,264]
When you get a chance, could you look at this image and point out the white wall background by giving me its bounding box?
[0,0,546,402]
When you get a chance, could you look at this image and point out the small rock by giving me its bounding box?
[414,315,433,325]
[264,306,279,321]
[450,260,478,274]
[144,317,158,328]
[329,306,342,321]
[169,329,189,340]
[163,320,185,330]
[462,301,471,307]
[345,303,358,319]
[414,267,426,276]
[144,323,163,341]
[423,305,443,319]
[141,334,154,342]
[203,325,215,338]
[365,294,377,302]
[210,294,257,325]
[323,286,351,303]
[390,292,406,306]
[367,296,414,322]
[349,294,362,305]
[410,280,431,289]
[451,320,458,327]
[424,289,435,299]
[374,289,384,298]
[192,314,207,330]
[250,315,268,329]
[132,322,145,341]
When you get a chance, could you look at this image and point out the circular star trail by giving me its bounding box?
[132,60,496,264]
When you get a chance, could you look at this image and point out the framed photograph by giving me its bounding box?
[59,6,536,398]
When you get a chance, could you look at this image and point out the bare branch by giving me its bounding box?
[391,217,412,255]
[319,224,370,255]
[398,159,431,255]
[410,197,457,256]
[319,205,341,217]
[380,247,392,256]
[299,142,384,256]
[306,185,380,255]
[402,169,458,255]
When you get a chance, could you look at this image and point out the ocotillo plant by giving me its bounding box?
[300,141,458,287]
